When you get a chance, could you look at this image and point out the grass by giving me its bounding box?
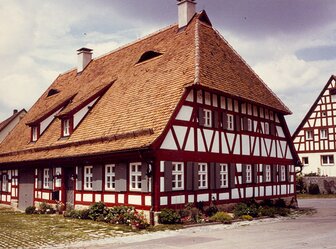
[0,206,137,249]
[297,193,336,199]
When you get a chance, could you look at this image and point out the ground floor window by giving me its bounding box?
[84,166,93,190]
[321,155,334,165]
[245,164,252,183]
[130,162,142,191]
[219,164,228,188]
[198,163,208,189]
[43,168,51,189]
[280,165,286,181]
[105,164,115,190]
[2,174,7,192]
[302,157,309,165]
[172,162,184,190]
[265,165,271,182]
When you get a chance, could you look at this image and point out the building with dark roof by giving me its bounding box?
[0,109,26,143]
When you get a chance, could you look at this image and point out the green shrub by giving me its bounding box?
[158,208,181,224]
[274,198,286,208]
[88,202,109,221]
[260,199,273,207]
[233,203,259,218]
[276,207,290,217]
[308,184,320,195]
[209,211,232,224]
[205,206,218,217]
[241,215,253,221]
[259,206,276,218]
[25,206,36,214]
[64,209,90,219]
[37,202,55,214]
[106,206,136,224]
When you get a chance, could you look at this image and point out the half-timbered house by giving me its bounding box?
[0,0,298,222]
[0,109,26,143]
[293,75,336,176]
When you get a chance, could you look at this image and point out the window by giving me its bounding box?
[280,165,286,181]
[198,163,208,189]
[264,122,269,135]
[265,165,271,182]
[247,118,253,131]
[204,109,212,127]
[32,126,38,142]
[227,114,234,131]
[130,162,142,191]
[302,157,309,165]
[246,164,252,183]
[2,174,7,192]
[105,164,116,190]
[137,51,162,63]
[219,164,228,188]
[43,168,51,189]
[320,129,328,139]
[172,162,184,190]
[306,130,313,140]
[321,155,334,165]
[63,119,71,137]
[84,166,93,190]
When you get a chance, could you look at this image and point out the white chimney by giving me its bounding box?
[77,47,93,73]
[177,0,196,28]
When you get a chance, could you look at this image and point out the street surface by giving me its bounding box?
[63,199,336,249]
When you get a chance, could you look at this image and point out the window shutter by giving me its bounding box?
[193,163,199,190]
[92,165,103,191]
[164,161,173,192]
[215,163,221,188]
[141,162,149,192]
[222,113,228,129]
[229,163,236,188]
[186,162,194,191]
[262,164,266,182]
[209,163,216,189]
[198,108,205,126]
[235,115,240,131]
[37,169,43,189]
[49,168,54,189]
[253,164,258,183]
[243,117,248,131]
[270,123,276,136]
[242,164,246,184]
[115,163,127,192]
[214,111,219,128]
[272,164,278,183]
[286,165,291,182]
[76,166,83,191]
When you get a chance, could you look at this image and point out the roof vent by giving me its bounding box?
[77,47,93,73]
[177,0,196,28]
[13,109,18,115]
[137,51,162,64]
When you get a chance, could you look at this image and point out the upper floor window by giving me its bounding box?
[105,164,116,190]
[280,165,286,181]
[306,130,313,140]
[226,114,234,131]
[43,168,51,189]
[204,109,212,127]
[219,164,228,188]
[62,119,71,137]
[245,164,252,183]
[172,162,184,190]
[302,157,309,165]
[32,126,38,142]
[320,129,328,139]
[265,165,271,182]
[198,163,208,189]
[84,166,93,190]
[264,122,269,135]
[130,162,142,191]
[321,155,334,166]
[247,118,253,131]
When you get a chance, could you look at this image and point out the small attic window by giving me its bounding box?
[137,51,162,64]
[47,89,60,97]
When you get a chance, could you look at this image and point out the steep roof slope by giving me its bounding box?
[0,12,291,164]
[0,109,27,133]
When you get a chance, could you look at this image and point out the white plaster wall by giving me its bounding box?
[74,98,98,128]
[0,114,24,142]
[40,109,61,134]
[175,106,193,121]
[300,152,336,176]
[128,195,142,205]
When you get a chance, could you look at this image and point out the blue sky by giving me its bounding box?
[1,0,336,133]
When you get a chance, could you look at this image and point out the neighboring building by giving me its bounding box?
[293,75,336,176]
[0,109,27,143]
[0,1,298,223]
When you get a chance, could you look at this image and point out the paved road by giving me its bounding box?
[64,199,336,249]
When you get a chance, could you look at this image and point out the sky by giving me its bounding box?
[1,0,336,133]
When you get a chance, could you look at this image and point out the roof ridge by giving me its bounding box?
[208,23,291,114]
[194,18,200,84]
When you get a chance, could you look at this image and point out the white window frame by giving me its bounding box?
[129,162,142,191]
[246,164,252,183]
[172,162,184,190]
[2,174,7,192]
[219,163,228,188]
[63,119,71,137]
[204,109,212,127]
[198,163,208,189]
[321,155,334,166]
[280,165,286,181]
[227,114,234,131]
[105,164,116,191]
[306,130,313,140]
[84,166,93,190]
[264,122,269,135]
[320,129,328,139]
[265,165,271,182]
[43,168,51,189]
[302,157,309,165]
[32,126,38,142]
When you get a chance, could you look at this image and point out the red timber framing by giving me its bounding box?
[293,75,336,176]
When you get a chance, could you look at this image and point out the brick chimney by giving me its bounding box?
[177,0,196,28]
[77,47,93,73]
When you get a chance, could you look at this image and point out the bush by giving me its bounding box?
[274,198,286,208]
[260,199,273,207]
[88,202,109,221]
[276,207,290,217]
[64,209,90,219]
[308,183,320,195]
[25,206,36,214]
[209,211,232,224]
[259,206,276,218]
[241,215,253,221]
[37,202,55,214]
[158,208,181,224]
[106,206,136,224]
[233,203,259,218]
[205,206,218,217]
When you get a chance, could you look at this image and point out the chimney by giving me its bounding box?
[77,47,93,73]
[13,109,18,115]
[177,0,196,28]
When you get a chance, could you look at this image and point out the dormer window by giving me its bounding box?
[137,51,162,64]
[31,126,39,142]
[62,118,72,137]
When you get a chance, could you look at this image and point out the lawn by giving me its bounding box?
[297,194,336,199]
[0,205,137,249]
